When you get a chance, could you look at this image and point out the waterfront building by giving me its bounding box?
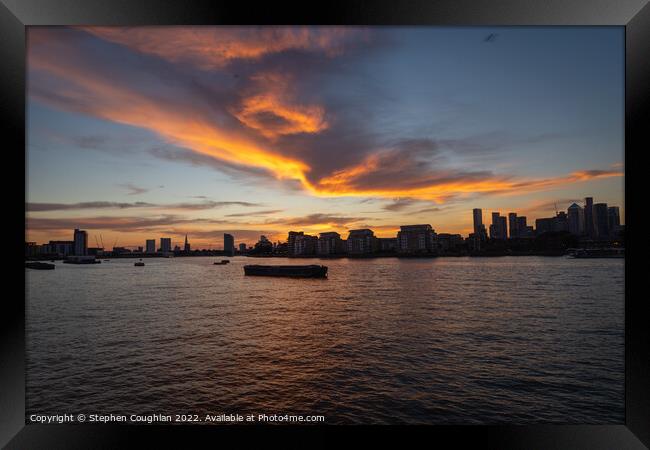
[437,233,462,252]
[567,203,585,235]
[379,237,397,252]
[224,233,235,256]
[593,203,610,238]
[472,208,483,235]
[184,234,191,253]
[397,225,436,254]
[294,234,318,255]
[508,212,518,238]
[41,240,74,256]
[608,206,621,236]
[287,231,304,256]
[515,216,532,237]
[239,243,247,253]
[489,213,507,240]
[317,232,345,255]
[73,228,88,256]
[584,197,595,237]
[347,229,380,255]
[146,239,156,253]
[160,237,172,253]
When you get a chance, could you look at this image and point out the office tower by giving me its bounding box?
[145,239,156,253]
[490,213,507,239]
[160,237,172,253]
[554,211,568,232]
[593,203,610,238]
[472,208,483,235]
[608,206,621,236]
[184,234,191,253]
[508,212,518,238]
[584,197,594,237]
[396,225,435,254]
[224,233,235,256]
[73,228,88,256]
[535,218,555,235]
[567,203,584,235]
[348,229,381,254]
[516,216,529,237]
[239,243,247,253]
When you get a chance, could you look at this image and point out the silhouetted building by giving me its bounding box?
[437,233,462,252]
[508,212,518,238]
[287,231,304,256]
[317,232,345,255]
[608,206,621,236]
[145,239,156,253]
[294,234,317,255]
[535,217,555,235]
[567,203,584,235]
[347,229,379,255]
[397,224,436,254]
[516,216,532,237]
[160,237,172,253]
[473,209,483,235]
[73,228,88,256]
[239,243,247,253]
[184,234,191,253]
[224,233,235,256]
[379,237,397,252]
[584,197,594,237]
[554,211,568,232]
[44,240,74,256]
[489,213,507,240]
[593,203,609,238]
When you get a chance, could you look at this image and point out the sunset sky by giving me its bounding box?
[26,26,624,249]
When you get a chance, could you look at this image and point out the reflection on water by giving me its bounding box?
[26,256,624,424]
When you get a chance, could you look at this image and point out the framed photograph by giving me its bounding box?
[3,0,648,447]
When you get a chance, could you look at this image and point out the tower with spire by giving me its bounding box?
[184,234,190,253]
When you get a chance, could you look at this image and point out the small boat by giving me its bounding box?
[63,256,101,264]
[26,262,55,270]
[134,260,145,266]
[568,248,624,259]
[214,260,230,265]
[244,264,327,278]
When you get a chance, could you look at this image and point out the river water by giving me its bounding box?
[26,256,624,424]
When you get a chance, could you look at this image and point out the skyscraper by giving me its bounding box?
[490,212,507,240]
[584,197,594,237]
[160,237,172,253]
[184,234,191,253]
[608,206,621,236]
[287,231,304,256]
[472,208,483,235]
[224,233,235,256]
[145,239,156,253]
[593,203,610,238]
[73,228,87,256]
[508,212,518,238]
[567,203,584,235]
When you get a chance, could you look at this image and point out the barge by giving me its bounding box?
[243,264,328,278]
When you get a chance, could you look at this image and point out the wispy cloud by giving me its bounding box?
[26,200,262,212]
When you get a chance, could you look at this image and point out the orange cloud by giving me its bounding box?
[82,26,361,69]
[232,72,328,138]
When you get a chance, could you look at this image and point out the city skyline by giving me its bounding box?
[26,26,624,247]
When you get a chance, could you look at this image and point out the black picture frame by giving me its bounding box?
[2,0,648,447]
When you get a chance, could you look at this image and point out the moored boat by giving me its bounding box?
[26,262,55,270]
[568,248,624,259]
[25,261,56,270]
[243,264,327,278]
[134,260,145,266]
[214,260,230,265]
